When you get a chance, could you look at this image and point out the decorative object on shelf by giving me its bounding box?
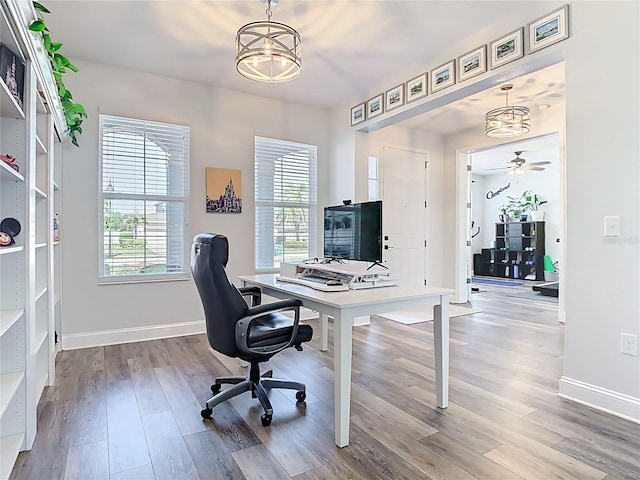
[235,0,301,83]
[0,44,25,108]
[1,153,20,172]
[457,45,487,82]
[498,204,510,223]
[351,102,365,126]
[430,59,455,93]
[406,73,427,103]
[367,93,384,120]
[489,28,524,69]
[530,210,545,222]
[527,4,569,54]
[0,217,21,246]
[385,83,405,111]
[508,204,523,222]
[28,1,87,146]
[485,84,530,138]
[53,213,59,241]
[206,168,242,213]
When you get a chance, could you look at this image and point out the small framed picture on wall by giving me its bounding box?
[490,28,524,69]
[457,46,487,82]
[385,84,405,111]
[367,93,384,119]
[527,4,569,53]
[406,73,427,103]
[430,60,455,93]
[351,102,366,126]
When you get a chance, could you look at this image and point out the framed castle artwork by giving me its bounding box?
[206,168,242,213]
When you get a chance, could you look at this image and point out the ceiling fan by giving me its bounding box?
[485,151,551,175]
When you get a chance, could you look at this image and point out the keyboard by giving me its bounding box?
[275,275,349,292]
[300,274,334,284]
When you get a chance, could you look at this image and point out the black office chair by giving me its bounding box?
[191,233,313,426]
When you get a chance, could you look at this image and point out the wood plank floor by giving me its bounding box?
[10,284,640,479]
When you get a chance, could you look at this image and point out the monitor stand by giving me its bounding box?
[366,261,388,270]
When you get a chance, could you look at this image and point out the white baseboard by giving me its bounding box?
[61,320,206,350]
[558,376,640,424]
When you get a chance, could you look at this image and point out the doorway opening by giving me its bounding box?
[456,131,565,322]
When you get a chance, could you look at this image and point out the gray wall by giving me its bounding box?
[561,1,639,408]
[60,60,330,346]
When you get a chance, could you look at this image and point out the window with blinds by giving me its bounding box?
[99,114,190,282]
[255,136,317,270]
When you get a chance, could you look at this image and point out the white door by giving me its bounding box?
[381,146,427,286]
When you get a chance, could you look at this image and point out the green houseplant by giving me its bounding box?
[498,204,509,223]
[518,190,548,221]
[28,1,86,146]
[506,190,547,222]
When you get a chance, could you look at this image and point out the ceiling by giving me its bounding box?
[43,1,560,110]
[43,1,565,165]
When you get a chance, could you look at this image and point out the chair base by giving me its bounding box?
[201,362,306,426]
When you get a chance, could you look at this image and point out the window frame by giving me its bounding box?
[98,114,191,284]
[254,135,318,272]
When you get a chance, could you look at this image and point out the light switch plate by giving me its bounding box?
[604,216,620,237]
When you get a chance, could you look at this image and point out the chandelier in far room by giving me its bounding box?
[485,84,530,138]
[235,0,302,83]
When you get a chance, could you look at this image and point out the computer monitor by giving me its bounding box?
[323,200,382,263]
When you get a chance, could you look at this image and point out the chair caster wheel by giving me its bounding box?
[295,391,306,402]
[211,384,221,394]
[201,407,213,419]
[261,414,272,426]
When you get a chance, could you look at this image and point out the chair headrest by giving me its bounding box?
[193,233,229,266]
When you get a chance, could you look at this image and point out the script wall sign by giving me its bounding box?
[486,182,511,199]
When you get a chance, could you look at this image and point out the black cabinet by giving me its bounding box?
[492,221,545,280]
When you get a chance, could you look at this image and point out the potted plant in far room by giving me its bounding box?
[508,203,525,222]
[498,204,510,223]
[521,190,548,221]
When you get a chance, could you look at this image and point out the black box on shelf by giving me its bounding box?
[481,248,493,262]
[0,44,25,109]
[473,254,483,275]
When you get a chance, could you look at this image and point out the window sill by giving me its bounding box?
[98,273,190,285]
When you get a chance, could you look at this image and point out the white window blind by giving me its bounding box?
[99,114,190,281]
[255,136,317,270]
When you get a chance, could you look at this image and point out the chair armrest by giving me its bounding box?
[235,299,303,356]
[245,299,301,317]
[238,286,262,306]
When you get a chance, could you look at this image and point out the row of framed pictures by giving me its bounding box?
[351,4,569,126]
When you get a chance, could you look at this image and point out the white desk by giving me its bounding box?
[238,274,453,448]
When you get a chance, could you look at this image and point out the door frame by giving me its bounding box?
[454,132,567,323]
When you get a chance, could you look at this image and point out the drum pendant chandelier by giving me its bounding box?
[235,0,302,83]
[485,84,531,138]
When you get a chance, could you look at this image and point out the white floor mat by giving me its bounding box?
[376,304,482,324]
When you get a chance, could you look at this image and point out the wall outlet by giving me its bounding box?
[620,333,638,356]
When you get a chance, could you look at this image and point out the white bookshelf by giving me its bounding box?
[0,1,66,477]
[0,434,24,480]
